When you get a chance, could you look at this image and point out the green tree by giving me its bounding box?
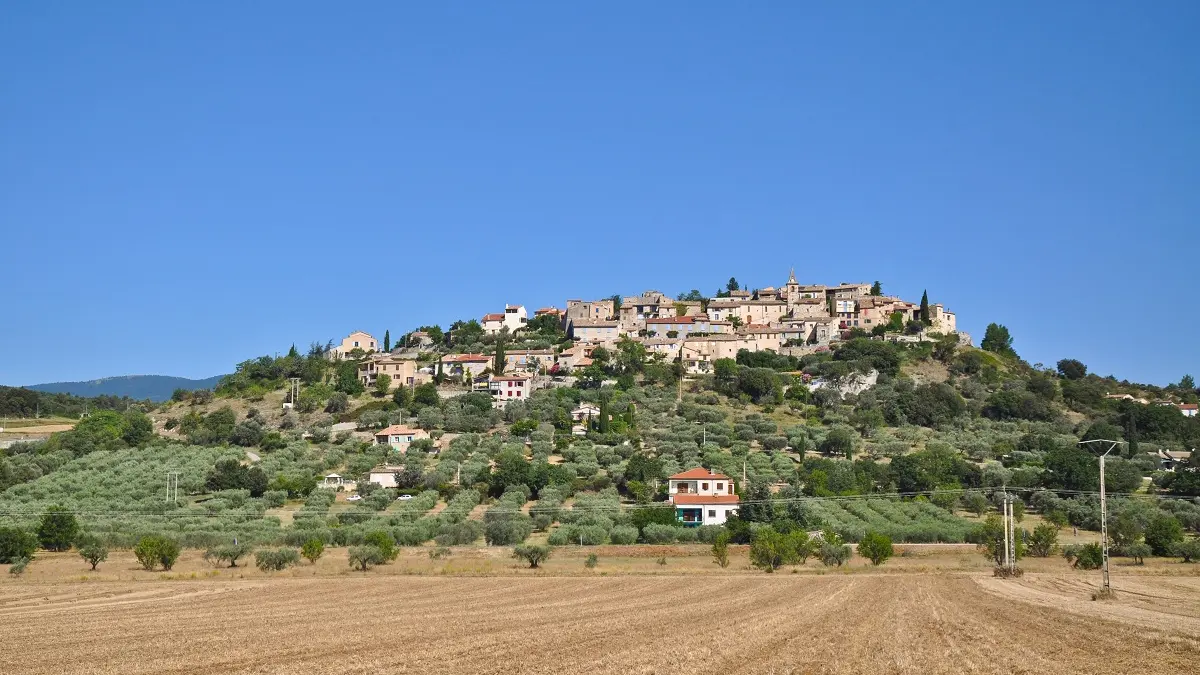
[392,384,412,408]
[1056,359,1087,380]
[1126,542,1151,565]
[37,505,79,552]
[1144,514,1183,556]
[121,410,155,447]
[383,330,391,352]
[712,530,731,568]
[78,538,109,570]
[749,529,789,572]
[204,543,253,568]
[301,538,325,564]
[348,545,385,571]
[0,527,39,563]
[373,373,392,397]
[981,323,1015,357]
[856,531,894,566]
[494,338,507,376]
[919,290,930,324]
[254,548,300,571]
[412,382,440,407]
[133,535,181,571]
[727,277,740,293]
[512,544,552,568]
[1180,374,1195,391]
[962,490,990,516]
[820,428,856,460]
[1027,523,1058,557]
[870,281,882,296]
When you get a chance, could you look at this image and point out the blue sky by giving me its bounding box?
[1,2,1196,386]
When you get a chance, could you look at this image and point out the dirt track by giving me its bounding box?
[2,574,1198,674]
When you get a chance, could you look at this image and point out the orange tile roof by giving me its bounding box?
[669,468,731,480]
[442,353,489,362]
[1181,404,1199,411]
[375,425,424,436]
[482,313,505,322]
[672,494,740,505]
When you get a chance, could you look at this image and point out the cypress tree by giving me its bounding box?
[383,330,391,352]
[494,339,507,375]
[919,290,930,324]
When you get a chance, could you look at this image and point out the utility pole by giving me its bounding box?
[1002,491,1011,570]
[1079,439,1123,593]
[165,471,180,504]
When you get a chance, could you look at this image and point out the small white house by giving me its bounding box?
[320,473,345,489]
[668,468,739,526]
[367,466,402,488]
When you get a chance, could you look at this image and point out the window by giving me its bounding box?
[708,510,716,518]
[701,482,709,491]
[716,482,724,491]
[353,341,360,347]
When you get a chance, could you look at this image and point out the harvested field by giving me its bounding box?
[2,571,1198,674]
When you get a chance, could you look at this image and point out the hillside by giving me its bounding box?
[24,374,224,402]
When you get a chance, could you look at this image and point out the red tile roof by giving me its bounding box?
[672,494,740,505]
[1181,404,1199,411]
[669,468,731,480]
[482,313,505,322]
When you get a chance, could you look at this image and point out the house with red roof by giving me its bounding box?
[374,425,430,452]
[668,468,739,526]
[1180,403,1198,418]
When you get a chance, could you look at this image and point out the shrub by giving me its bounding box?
[348,545,385,571]
[1174,539,1200,563]
[301,538,325,564]
[642,523,683,544]
[513,544,552,568]
[37,505,79,552]
[9,557,30,576]
[434,521,482,546]
[1064,542,1104,570]
[204,543,253,568]
[584,553,598,569]
[856,531,894,566]
[712,530,731,568]
[429,546,451,559]
[0,527,39,563]
[133,535,181,571]
[78,540,109,570]
[254,548,300,571]
[819,531,851,567]
[609,525,639,545]
[1027,523,1058,557]
[262,490,288,508]
[484,515,533,546]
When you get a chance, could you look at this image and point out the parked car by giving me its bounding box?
[397,494,413,501]
[346,494,363,502]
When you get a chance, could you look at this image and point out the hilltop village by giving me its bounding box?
[340,271,962,402]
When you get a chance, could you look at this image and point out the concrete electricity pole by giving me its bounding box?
[1078,439,1124,592]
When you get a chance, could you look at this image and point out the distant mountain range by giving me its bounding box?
[24,375,225,402]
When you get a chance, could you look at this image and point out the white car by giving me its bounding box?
[346,494,363,502]
[397,494,413,501]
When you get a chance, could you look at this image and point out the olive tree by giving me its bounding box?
[512,544,552,568]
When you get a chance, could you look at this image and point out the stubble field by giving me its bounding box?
[3,547,1200,674]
